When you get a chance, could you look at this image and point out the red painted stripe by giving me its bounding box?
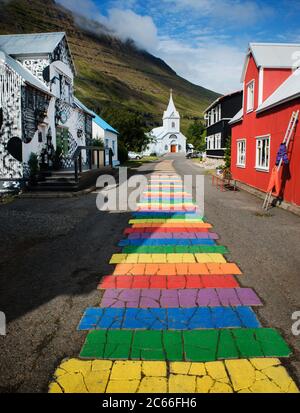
[124,227,210,234]
[98,274,240,289]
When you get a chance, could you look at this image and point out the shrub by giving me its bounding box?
[53,145,63,170]
[92,139,104,149]
[118,141,128,164]
[28,152,39,177]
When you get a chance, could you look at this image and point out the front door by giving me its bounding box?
[171,145,177,153]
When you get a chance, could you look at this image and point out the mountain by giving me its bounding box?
[0,0,220,134]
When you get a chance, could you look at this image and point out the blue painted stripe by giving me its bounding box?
[118,239,216,246]
[132,212,199,217]
[78,307,260,330]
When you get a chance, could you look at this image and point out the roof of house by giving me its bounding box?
[92,112,119,134]
[163,91,180,119]
[241,42,300,81]
[256,67,300,113]
[0,32,76,74]
[0,32,66,56]
[73,97,95,117]
[228,108,243,125]
[0,50,51,95]
[203,90,242,113]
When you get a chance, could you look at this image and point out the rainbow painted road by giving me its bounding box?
[49,169,299,393]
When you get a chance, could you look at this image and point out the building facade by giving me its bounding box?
[92,113,119,167]
[230,43,300,207]
[0,32,95,180]
[204,90,242,158]
[145,91,187,155]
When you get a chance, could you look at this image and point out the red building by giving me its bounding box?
[230,43,300,207]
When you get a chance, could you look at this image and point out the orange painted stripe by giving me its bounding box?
[124,227,210,234]
[132,223,212,229]
[111,263,242,276]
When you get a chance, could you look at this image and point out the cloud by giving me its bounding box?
[157,38,244,93]
[56,0,245,93]
[57,0,101,19]
[100,9,159,51]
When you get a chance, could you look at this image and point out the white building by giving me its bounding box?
[0,32,96,179]
[92,113,119,167]
[145,90,187,155]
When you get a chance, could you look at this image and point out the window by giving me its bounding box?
[237,140,246,167]
[172,122,175,128]
[206,111,211,127]
[178,145,182,151]
[215,133,221,149]
[105,138,109,148]
[165,145,168,151]
[206,134,221,150]
[247,80,254,112]
[256,136,270,170]
[65,80,71,104]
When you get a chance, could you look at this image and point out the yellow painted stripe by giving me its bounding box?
[109,253,227,264]
[49,358,299,393]
[129,219,204,224]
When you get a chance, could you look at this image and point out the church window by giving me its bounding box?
[172,122,175,128]
[165,145,168,151]
[178,145,182,151]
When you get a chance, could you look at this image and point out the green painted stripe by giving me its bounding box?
[122,245,229,254]
[80,328,291,361]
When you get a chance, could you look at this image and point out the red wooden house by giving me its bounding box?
[230,43,300,207]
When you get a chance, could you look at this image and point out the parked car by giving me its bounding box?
[186,151,202,159]
[128,152,143,160]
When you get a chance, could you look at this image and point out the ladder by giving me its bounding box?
[262,110,299,210]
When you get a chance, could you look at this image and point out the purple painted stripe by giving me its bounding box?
[100,288,263,308]
[127,232,219,240]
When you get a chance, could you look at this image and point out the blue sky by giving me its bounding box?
[57,0,300,93]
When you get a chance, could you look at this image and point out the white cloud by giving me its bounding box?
[100,9,159,51]
[57,0,101,19]
[57,0,245,93]
[157,38,244,93]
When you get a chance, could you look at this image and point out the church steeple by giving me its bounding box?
[163,89,180,120]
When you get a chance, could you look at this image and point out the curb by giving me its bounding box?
[234,180,300,217]
[19,185,97,199]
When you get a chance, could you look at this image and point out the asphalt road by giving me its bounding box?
[170,154,300,387]
[0,154,299,392]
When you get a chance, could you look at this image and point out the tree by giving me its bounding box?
[224,135,231,169]
[186,119,206,151]
[100,107,151,152]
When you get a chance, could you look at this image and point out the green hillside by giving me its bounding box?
[0,0,220,134]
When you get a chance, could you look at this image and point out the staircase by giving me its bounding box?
[29,167,112,193]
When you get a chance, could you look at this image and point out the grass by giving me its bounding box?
[121,156,160,168]
[0,194,17,205]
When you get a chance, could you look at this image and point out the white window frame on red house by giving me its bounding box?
[236,139,246,167]
[246,80,255,113]
[255,135,270,171]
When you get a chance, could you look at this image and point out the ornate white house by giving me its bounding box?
[0,32,116,181]
[145,91,187,155]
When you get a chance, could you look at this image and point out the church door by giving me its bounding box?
[171,145,177,153]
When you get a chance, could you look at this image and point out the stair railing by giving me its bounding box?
[72,146,106,182]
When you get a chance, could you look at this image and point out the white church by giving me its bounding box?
[144,91,187,155]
